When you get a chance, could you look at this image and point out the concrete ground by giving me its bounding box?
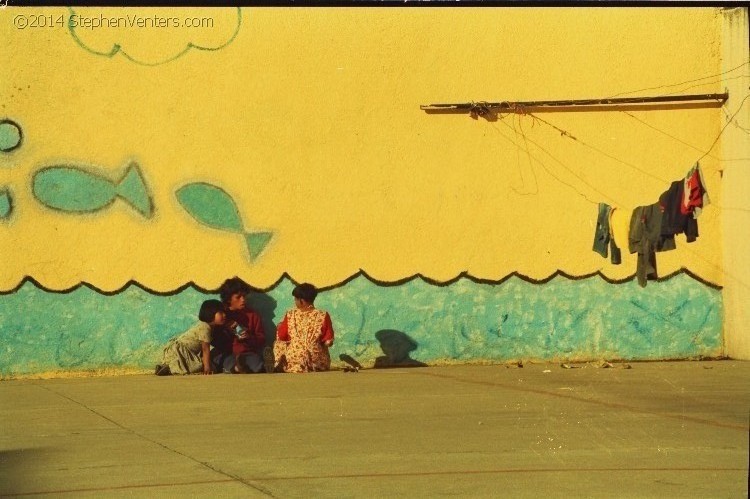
[0,361,747,498]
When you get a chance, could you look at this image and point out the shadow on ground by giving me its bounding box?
[373,329,427,368]
[0,448,52,493]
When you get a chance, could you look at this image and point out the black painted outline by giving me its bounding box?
[0,268,722,296]
[0,119,23,153]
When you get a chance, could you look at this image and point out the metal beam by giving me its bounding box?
[420,93,729,113]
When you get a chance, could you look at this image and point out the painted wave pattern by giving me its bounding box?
[0,274,721,376]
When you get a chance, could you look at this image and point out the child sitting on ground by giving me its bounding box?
[218,277,268,374]
[155,299,226,376]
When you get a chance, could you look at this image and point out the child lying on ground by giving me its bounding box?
[155,299,226,376]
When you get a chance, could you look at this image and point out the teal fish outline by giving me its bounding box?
[175,182,273,261]
[32,161,153,218]
[67,7,242,67]
[0,188,12,219]
[0,119,23,153]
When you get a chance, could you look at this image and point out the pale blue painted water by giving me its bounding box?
[0,274,722,376]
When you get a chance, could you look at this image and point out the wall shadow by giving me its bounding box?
[373,329,427,368]
[246,292,278,345]
[0,448,50,495]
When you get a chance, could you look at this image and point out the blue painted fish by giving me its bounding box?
[32,162,153,218]
[176,182,272,261]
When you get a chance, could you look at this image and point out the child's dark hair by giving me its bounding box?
[219,277,251,304]
[292,283,318,304]
[198,299,224,323]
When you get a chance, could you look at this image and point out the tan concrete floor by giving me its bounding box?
[0,361,748,498]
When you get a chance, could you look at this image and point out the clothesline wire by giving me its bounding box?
[474,65,750,213]
[482,62,750,289]
[606,59,750,99]
[492,114,600,203]
[490,67,750,174]
[483,94,750,220]
[622,111,750,162]
[492,112,750,289]
[517,115,541,195]
[486,115,545,192]
[524,98,750,288]
[517,91,750,200]
[721,101,750,135]
[487,101,750,291]
[509,113,540,196]
[525,112,671,186]
[486,116,564,198]
[724,109,750,135]
[622,111,722,161]
[499,117,625,207]
[696,92,750,163]
[485,113,608,207]
[661,73,750,96]
[488,112,625,208]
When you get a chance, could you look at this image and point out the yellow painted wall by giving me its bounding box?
[0,7,726,292]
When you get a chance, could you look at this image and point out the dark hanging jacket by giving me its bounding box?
[659,180,698,243]
[629,203,671,287]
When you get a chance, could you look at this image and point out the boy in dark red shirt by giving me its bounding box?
[217,277,266,373]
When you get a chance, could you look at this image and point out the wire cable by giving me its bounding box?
[606,60,750,99]
[524,92,750,188]
[623,108,750,162]
[485,114,603,206]
[526,112,671,186]
[661,74,750,96]
[696,93,750,163]
[492,112,624,208]
[622,111,723,161]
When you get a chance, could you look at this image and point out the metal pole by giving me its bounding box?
[420,93,729,112]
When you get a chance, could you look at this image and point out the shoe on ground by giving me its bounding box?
[233,363,249,374]
[155,364,171,376]
[263,346,275,374]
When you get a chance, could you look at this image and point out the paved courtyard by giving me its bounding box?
[1,361,748,498]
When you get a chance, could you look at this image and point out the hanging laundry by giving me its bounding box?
[592,203,621,264]
[659,180,699,244]
[593,203,609,258]
[609,207,622,265]
[626,163,710,289]
[628,203,666,287]
[681,162,710,218]
[610,207,630,259]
